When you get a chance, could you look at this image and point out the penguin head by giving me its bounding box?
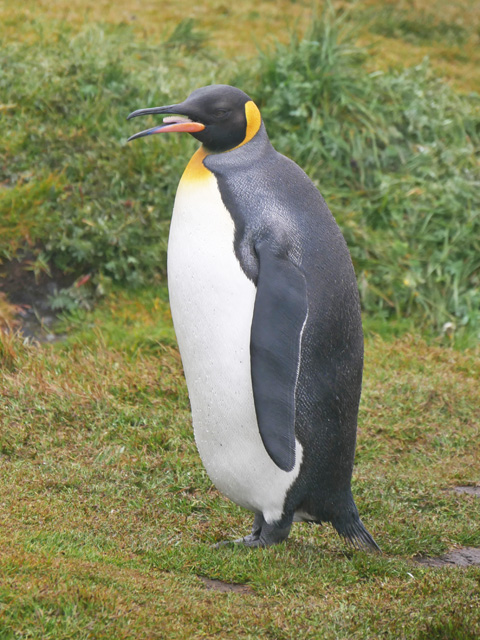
[127,84,261,153]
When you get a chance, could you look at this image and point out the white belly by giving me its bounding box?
[167,171,302,523]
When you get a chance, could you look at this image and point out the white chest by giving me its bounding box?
[167,170,302,523]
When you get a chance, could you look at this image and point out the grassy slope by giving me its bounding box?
[1,1,480,637]
[1,0,479,333]
[2,0,480,90]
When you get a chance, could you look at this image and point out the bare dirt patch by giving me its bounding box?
[199,577,254,595]
[0,258,75,340]
[453,486,480,496]
[415,547,480,567]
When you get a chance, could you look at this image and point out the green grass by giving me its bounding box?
[0,293,479,638]
[366,5,469,46]
[1,9,479,337]
[239,13,480,337]
[0,22,221,286]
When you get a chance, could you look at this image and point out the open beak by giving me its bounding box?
[127,105,205,142]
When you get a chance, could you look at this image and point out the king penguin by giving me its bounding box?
[127,84,379,550]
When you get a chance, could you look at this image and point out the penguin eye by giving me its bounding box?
[213,108,230,119]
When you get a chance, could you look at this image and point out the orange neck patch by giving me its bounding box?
[181,146,211,182]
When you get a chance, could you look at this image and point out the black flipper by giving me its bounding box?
[250,240,308,472]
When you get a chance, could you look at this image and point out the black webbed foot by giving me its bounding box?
[214,512,293,548]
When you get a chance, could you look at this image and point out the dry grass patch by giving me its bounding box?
[2,0,479,89]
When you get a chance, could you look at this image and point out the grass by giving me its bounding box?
[0,293,479,638]
[0,23,215,285]
[239,14,480,336]
[1,5,479,337]
[1,1,480,637]
[2,0,480,89]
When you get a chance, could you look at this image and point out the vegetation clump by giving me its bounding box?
[241,15,480,334]
[1,11,479,337]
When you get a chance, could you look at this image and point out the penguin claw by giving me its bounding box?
[236,534,263,547]
[211,540,236,549]
[212,534,262,549]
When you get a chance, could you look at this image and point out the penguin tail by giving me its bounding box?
[335,517,381,553]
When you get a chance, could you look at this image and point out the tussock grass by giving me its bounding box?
[240,14,480,336]
[1,8,479,337]
[0,23,220,286]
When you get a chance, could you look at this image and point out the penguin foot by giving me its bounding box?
[215,512,293,548]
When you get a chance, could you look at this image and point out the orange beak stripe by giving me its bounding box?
[154,121,205,134]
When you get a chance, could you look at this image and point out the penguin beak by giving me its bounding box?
[126,104,205,142]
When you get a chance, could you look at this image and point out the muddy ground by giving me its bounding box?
[0,258,76,340]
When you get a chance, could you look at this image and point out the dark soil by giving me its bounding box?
[453,486,480,496]
[415,547,480,567]
[199,577,254,594]
[415,488,479,567]
[0,258,76,341]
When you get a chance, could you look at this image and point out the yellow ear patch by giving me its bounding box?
[230,100,262,152]
[242,101,262,146]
